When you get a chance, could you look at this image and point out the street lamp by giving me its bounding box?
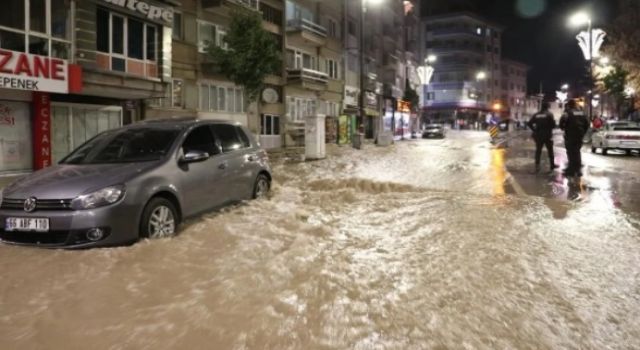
[561,83,570,91]
[569,11,606,120]
[359,0,383,146]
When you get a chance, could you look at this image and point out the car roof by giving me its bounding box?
[132,117,243,128]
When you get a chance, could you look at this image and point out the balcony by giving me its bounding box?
[383,53,399,69]
[286,18,327,47]
[201,0,259,11]
[287,68,328,91]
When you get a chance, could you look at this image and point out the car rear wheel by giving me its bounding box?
[591,146,596,153]
[626,150,633,156]
[602,148,608,155]
[253,174,271,199]
[140,198,178,239]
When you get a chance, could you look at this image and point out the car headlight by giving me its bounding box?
[71,185,125,210]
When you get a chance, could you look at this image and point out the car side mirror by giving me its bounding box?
[180,150,210,164]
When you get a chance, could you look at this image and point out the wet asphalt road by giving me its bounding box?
[0,130,639,349]
[500,130,640,216]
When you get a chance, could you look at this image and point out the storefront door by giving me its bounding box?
[51,104,123,163]
[0,101,33,174]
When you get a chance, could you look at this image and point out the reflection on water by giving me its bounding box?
[1,134,639,349]
[490,148,506,196]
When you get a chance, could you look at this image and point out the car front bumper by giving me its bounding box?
[0,202,141,248]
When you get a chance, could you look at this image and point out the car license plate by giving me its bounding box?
[5,218,50,232]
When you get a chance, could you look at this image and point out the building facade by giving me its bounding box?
[501,58,528,123]
[420,12,516,127]
[0,0,422,178]
[0,0,177,176]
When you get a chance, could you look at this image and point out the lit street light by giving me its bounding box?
[426,55,437,64]
[568,11,606,120]
[476,71,487,81]
[561,83,570,91]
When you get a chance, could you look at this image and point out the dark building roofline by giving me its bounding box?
[422,11,506,31]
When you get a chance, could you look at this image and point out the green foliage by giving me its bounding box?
[603,66,628,101]
[605,0,640,90]
[603,65,630,115]
[208,10,281,103]
[403,82,420,112]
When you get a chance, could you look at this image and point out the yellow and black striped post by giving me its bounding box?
[489,125,499,139]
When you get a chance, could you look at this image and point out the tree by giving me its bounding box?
[208,10,281,103]
[602,65,629,117]
[403,82,419,113]
[604,0,640,90]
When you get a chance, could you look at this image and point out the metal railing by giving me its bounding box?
[287,68,329,85]
[287,18,327,38]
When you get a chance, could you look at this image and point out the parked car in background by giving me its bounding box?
[0,118,272,248]
[591,121,640,155]
[422,124,446,138]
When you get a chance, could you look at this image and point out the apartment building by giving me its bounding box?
[420,12,505,125]
[144,0,288,149]
[500,58,528,123]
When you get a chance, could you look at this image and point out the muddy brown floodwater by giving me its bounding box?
[1,132,639,349]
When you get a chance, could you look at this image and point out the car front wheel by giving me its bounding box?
[140,198,178,239]
[253,174,271,199]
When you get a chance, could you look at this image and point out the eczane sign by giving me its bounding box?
[0,50,68,94]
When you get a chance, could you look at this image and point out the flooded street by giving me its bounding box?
[1,131,640,349]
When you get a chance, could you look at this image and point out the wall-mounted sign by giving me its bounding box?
[365,91,377,108]
[33,92,52,169]
[262,88,279,104]
[102,0,174,24]
[344,86,359,107]
[0,50,68,93]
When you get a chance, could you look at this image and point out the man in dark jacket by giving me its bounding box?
[528,102,557,172]
[559,99,590,177]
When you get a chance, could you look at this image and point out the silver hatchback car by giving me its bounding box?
[0,118,272,248]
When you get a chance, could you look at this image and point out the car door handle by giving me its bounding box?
[218,162,228,170]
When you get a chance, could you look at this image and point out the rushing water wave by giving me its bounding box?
[1,133,639,349]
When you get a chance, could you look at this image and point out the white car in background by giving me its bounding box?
[591,121,640,155]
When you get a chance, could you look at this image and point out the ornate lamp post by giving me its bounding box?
[569,12,606,120]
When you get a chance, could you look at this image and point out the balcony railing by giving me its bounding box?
[202,0,259,10]
[287,18,327,38]
[287,68,328,85]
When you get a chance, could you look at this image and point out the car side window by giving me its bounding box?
[211,124,244,153]
[182,126,219,156]
[235,126,252,148]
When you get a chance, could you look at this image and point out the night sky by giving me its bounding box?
[422,0,617,98]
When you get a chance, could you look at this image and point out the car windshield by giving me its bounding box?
[427,124,442,128]
[61,127,181,165]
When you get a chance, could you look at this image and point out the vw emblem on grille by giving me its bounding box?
[24,197,37,213]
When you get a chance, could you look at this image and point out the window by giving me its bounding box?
[0,0,70,58]
[236,126,251,148]
[261,114,281,135]
[287,97,316,121]
[182,126,218,156]
[198,21,227,53]
[173,12,183,40]
[348,20,356,36]
[327,18,339,39]
[96,8,158,76]
[426,92,435,100]
[287,49,317,70]
[172,79,183,108]
[326,59,339,79]
[211,124,243,152]
[199,83,245,113]
[260,2,283,26]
